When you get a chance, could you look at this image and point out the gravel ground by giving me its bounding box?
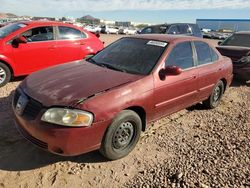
[0,35,249,188]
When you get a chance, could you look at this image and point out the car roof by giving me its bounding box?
[146,23,197,27]
[14,21,76,27]
[235,31,250,35]
[128,34,200,43]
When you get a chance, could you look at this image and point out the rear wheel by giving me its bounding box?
[0,62,11,87]
[203,80,224,109]
[100,110,142,160]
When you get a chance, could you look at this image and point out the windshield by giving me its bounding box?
[87,38,167,75]
[221,34,250,48]
[0,23,27,39]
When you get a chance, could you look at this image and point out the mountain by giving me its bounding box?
[0,13,19,19]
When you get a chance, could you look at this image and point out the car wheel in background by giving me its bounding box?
[203,80,224,109]
[100,110,142,160]
[0,62,11,87]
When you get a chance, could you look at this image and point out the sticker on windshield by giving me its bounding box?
[147,41,168,47]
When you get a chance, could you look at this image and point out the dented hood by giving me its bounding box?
[21,60,143,107]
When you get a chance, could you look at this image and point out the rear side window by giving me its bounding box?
[22,26,54,42]
[211,48,219,61]
[179,24,191,34]
[194,41,218,65]
[167,25,180,34]
[165,42,194,69]
[58,26,85,40]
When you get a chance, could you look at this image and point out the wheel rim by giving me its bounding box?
[112,121,134,150]
[0,67,6,84]
[213,86,221,102]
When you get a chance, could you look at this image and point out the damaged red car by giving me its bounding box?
[13,35,233,160]
[217,31,250,82]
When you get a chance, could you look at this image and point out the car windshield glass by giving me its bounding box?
[221,34,250,48]
[88,38,167,75]
[0,23,27,39]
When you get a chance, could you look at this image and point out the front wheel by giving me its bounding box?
[203,80,225,109]
[100,110,142,160]
[0,62,11,87]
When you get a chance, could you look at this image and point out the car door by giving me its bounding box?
[12,26,57,75]
[153,41,198,120]
[193,41,222,101]
[54,26,85,64]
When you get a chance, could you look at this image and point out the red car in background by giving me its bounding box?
[0,21,104,87]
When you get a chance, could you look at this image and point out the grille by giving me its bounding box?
[13,89,21,107]
[23,99,43,120]
[17,124,48,149]
[14,89,43,120]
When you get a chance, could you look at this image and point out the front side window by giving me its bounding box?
[22,26,54,42]
[141,27,153,34]
[58,26,84,40]
[165,42,194,69]
[0,23,27,39]
[88,38,167,75]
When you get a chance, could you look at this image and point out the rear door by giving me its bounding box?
[153,41,198,119]
[54,26,87,64]
[193,41,222,101]
[13,25,57,75]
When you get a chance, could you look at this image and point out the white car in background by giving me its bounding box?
[119,27,137,35]
[101,26,119,34]
[84,25,101,33]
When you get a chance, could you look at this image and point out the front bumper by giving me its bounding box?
[12,91,111,156]
[14,112,111,156]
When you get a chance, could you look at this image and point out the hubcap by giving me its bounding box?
[0,68,6,84]
[213,86,221,102]
[113,121,134,149]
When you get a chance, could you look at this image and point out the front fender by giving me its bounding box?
[0,54,16,75]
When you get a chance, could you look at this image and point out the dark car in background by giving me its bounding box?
[139,23,203,38]
[217,31,250,82]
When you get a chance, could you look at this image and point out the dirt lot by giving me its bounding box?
[0,34,249,188]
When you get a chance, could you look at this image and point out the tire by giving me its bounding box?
[100,110,142,160]
[0,62,11,87]
[203,80,224,109]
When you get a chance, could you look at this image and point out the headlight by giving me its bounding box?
[41,108,93,127]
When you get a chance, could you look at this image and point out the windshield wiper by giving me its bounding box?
[98,63,127,73]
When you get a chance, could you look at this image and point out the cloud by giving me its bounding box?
[0,0,250,16]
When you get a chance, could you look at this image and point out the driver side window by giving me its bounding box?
[22,26,54,42]
[165,42,194,69]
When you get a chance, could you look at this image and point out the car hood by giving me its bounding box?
[21,60,143,107]
[216,45,250,62]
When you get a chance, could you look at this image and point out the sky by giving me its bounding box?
[1,0,250,23]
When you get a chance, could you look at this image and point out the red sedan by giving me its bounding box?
[13,35,233,160]
[0,21,104,87]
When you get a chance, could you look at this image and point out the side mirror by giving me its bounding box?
[95,32,100,38]
[159,66,182,80]
[218,41,222,45]
[12,36,27,47]
[15,36,27,44]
